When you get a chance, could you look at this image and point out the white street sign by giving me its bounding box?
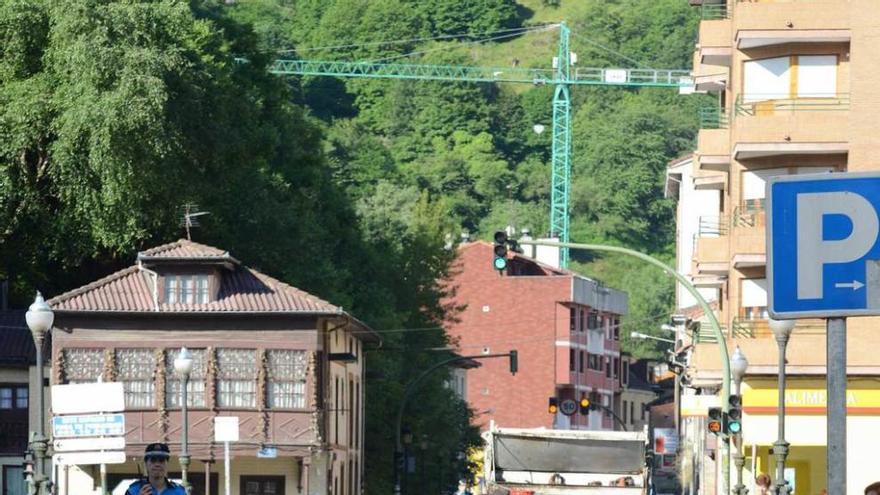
[52,414,125,438]
[214,417,239,442]
[604,69,628,83]
[767,172,880,318]
[51,382,125,414]
[54,437,126,452]
[53,451,126,466]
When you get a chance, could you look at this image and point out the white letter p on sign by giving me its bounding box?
[796,191,879,300]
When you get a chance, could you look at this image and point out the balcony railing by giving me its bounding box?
[698,215,728,236]
[731,317,825,338]
[701,3,730,20]
[732,202,766,228]
[692,323,728,343]
[700,106,730,129]
[735,93,850,116]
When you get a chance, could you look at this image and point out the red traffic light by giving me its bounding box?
[708,421,722,433]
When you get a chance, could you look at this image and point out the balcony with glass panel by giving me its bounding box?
[733,53,850,149]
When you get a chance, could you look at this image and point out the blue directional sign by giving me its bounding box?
[767,172,880,318]
[52,413,125,438]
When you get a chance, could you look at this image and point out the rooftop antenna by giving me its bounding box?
[180,204,210,240]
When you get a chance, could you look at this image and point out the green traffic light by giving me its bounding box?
[494,257,508,270]
[728,420,742,434]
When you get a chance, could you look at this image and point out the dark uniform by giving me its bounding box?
[126,443,186,495]
[125,478,185,495]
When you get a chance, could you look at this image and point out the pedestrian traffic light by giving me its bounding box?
[493,231,509,272]
[727,394,743,434]
[548,397,559,414]
[509,350,518,375]
[579,397,591,415]
[707,407,723,435]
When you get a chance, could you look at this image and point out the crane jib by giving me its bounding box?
[268,59,690,88]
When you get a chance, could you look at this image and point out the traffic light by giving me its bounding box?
[548,397,559,414]
[707,407,723,435]
[727,395,743,434]
[579,397,591,415]
[509,350,518,375]
[493,231,509,272]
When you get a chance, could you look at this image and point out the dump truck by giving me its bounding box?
[482,424,650,495]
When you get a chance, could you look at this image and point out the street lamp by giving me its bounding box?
[174,347,194,495]
[768,318,795,495]
[730,346,749,495]
[630,331,676,345]
[25,292,54,495]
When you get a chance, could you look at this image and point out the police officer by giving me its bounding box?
[126,443,186,495]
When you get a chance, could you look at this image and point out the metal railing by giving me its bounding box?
[735,93,850,116]
[698,215,728,237]
[699,106,730,129]
[732,202,766,228]
[731,317,826,338]
[702,3,730,20]
[693,323,726,343]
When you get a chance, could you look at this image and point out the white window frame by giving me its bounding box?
[116,349,155,409]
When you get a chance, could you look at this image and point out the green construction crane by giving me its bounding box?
[269,23,690,267]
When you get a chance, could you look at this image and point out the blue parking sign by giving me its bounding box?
[767,172,880,318]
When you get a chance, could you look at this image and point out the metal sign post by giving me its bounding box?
[214,417,239,495]
[827,317,846,493]
[766,172,880,495]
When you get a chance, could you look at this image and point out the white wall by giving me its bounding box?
[669,158,720,309]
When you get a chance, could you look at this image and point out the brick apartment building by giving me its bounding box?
[443,241,628,431]
[681,1,880,492]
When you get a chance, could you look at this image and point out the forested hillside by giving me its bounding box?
[0,1,703,493]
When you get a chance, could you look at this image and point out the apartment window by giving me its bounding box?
[165,348,207,408]
[165,274,210,304]
[570,307,576,332]
[578,351,584,373]
[622,400,628,424]
[587,311,598,330]
[0,386,27,410]
[630,402,635,424]
[613,319,620,340]
[641,402,646,421]
[612,357,619,379]
[580,309,586,332]
[63,348,103,383]
[623,361,629,386]
[605,357,611,378]
[569,349,576,371]
[217,349,258,408]
[588,353,599,371]
[743,55,838,102]
[116,349,155,408]
[267,350,308,409]
[741,278,768,320]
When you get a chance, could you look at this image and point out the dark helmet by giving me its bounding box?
[144,443,171,460]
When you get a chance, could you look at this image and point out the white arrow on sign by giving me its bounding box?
[53,451,126,466]
[835,280,865,291]
[54,437,125,452]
